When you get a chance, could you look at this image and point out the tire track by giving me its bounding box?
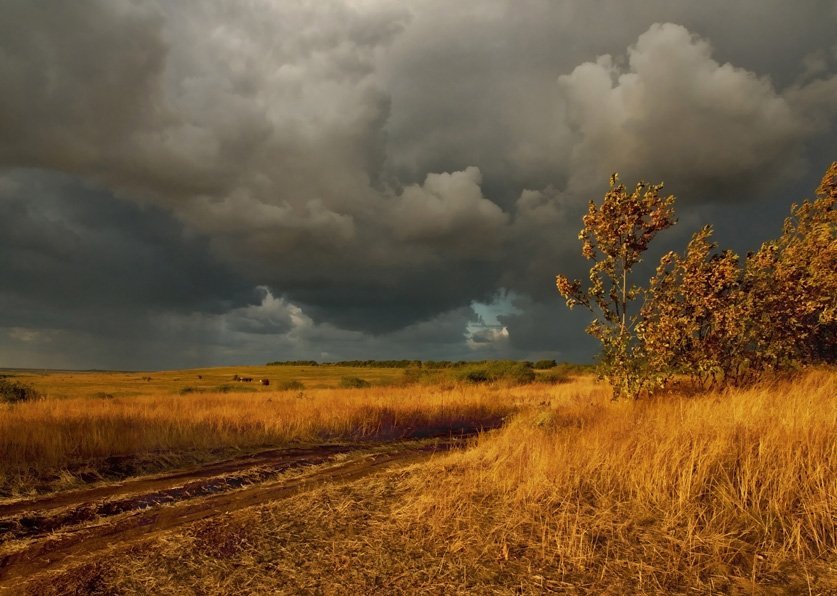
[0,443,355,519]
[0,435,472,592]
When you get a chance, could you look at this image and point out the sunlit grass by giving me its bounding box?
[390,368,836,591]
[2,365,406,399]
[0,381,511,496]
[4,368,834,592]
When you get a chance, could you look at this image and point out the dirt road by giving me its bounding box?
[0,435,474,593]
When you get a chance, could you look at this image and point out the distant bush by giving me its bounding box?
[277,380,305,390]
[455,361,535,385]
[0,378,41,403]
[340,376,371,388]
[422,360,470,369]
[533,359,557,370]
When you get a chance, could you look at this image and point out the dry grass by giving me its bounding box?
[20,369,836,593]
[0,383,511,496]
[2,364,406,399]
[391,368,837,592]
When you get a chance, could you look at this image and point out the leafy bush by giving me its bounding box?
[0,378,42,403]
[743,167,836,370]
[340,376,371,388]
[423,360,470,369]
[642,226,749,388]
[641,162,836,388]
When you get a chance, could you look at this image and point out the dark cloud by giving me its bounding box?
[1,1,835,368]
[498,297,598,363]
[0,170,256,326]
[0,2,168,179]
[380,1,837,197]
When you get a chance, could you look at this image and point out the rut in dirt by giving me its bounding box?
[0,443,356,519]
[0,444,358,543]
[0,433,480,591]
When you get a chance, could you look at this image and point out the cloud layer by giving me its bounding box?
[1,0,835,368]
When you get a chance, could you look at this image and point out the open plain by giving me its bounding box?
[0,366,834,594]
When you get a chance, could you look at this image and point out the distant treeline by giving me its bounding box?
[266,359,591,371]
[266,360,420,368]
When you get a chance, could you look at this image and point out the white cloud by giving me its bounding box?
[389,167,508,248]
[466,325,510,351]
[556,23,823,196]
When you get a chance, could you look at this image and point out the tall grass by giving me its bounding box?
[2,365,406,400]
[392,370,836,591]
[0,385,511,496]
[6,371,834,592]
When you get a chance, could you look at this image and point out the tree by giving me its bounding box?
[641,162,836,388]
[556,174,676,399]
[743,162,836,370]
[640,226,749,389]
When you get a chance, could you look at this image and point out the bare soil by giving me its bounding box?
[0,435,474,593]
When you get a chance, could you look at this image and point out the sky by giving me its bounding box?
[1,0,836,370]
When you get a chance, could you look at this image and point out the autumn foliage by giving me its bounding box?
[641,226,748,388]
[742,165,837,370]
[555,174,676,398]
[558,162,836,397]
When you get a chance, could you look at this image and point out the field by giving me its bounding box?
[1,365,407,399]
[0,366,835,593]
[0,365,509,497]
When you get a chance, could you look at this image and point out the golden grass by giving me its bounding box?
[3,364,406,399]
[0,383,511,496]
[8,370,836,593]
[389,368,837,591]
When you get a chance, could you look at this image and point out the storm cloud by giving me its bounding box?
[1,0,835,368]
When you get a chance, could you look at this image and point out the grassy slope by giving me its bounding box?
[17,370,837,594]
